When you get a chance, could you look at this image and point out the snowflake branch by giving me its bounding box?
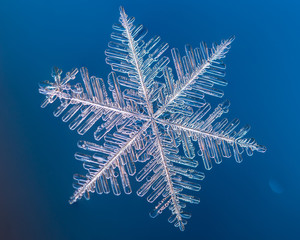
[150,120,184,228]
[42,90,150,121]
[154,37,234,118]
[119,7,154,115]
[156,118,265,151]
[69,120,151,204]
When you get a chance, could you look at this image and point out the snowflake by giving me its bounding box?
[39,7,266,231]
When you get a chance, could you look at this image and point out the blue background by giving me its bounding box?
[0,0,299,239]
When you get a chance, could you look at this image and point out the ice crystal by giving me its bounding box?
[39,7,266,231]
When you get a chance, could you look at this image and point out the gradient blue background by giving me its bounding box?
[0,0,299,239]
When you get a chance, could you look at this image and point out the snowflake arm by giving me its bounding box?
[70,120,151,204]
[155,101,266,170]
[136,120,204,231]
[39,67,151,136]
[105,6,169,115]
[155,37,234,118]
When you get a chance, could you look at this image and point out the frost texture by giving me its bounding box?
[39,7,266,231]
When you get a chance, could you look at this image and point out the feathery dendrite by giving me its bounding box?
[39,7,266,231]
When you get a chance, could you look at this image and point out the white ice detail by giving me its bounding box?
[39,6,266,231]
